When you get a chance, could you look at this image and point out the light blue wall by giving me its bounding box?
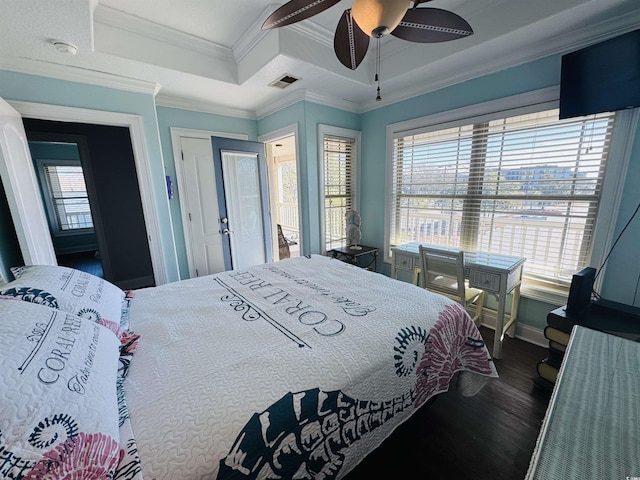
[258,101,360,254]
[155,106,258,279]
[599,127,640,306]
[0,70,180,282]
[1,49,638,327]
[360,55,561,268]
[358,53,640,328]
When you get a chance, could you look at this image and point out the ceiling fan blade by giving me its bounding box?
[391,8,473,43]
[411,0,433,8]
[263,0,342,30]
[334,9,369,70]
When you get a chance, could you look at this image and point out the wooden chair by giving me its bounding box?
[418,245,484,325]
[277,224,290,260]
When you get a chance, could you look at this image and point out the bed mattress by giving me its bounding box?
[124,255,497,479]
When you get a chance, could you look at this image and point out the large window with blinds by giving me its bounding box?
[38,161,94,234]
[319,125,360,252]
[388,107,616,290]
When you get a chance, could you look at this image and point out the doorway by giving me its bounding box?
[29,138,103,278]
[265,133,301,260]
[173,131,272,277]
[211,136,272,271]
[1,98,169,285]
[22,119,155,290]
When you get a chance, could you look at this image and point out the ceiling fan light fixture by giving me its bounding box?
[351,0,411,37]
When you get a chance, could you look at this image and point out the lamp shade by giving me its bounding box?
[351,0,411,37]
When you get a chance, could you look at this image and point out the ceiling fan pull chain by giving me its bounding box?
[375,36,382,101]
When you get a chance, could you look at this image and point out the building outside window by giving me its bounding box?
[38,160,94,234]
[388,104,616,293]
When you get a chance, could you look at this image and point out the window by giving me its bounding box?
[319,125,360,252]
[388,105,617,291]
[39,161,94,234]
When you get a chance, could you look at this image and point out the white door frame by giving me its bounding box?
[170,127,248,279]
[8,100,169,285]
[0,98,57,268]
[259,123,303,256]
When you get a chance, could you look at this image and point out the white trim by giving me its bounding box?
[383,87,636,306]
[385,86,585,266]
[94,5,234,62]
[170,127,248,279]
[156,95,256,120]
[255,89,360,120]
[589,107,639,293]
[481,309,547,348]
[317,124,362,254]
[259,124,303,256]
[0,56,161,97]
[0,98,57,267]
[386,87,560,139]
[8,100,169,285]
[384,88,560,266]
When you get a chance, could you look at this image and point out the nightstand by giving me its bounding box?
[328,245,378,272]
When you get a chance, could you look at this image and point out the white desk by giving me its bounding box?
[527,326,640,479]
[391,242,525,359]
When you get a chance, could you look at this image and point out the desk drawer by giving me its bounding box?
[394,253,416,272]
[469,270,501,293]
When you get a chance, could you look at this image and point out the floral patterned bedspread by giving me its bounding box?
[125,255,498,479]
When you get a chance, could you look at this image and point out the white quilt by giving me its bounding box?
[125,255,498,479]
[0,300,121,479]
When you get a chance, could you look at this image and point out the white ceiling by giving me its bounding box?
[1,0,639,119]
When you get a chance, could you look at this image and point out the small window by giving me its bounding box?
[39,161,94,234]
[319,125,361,252]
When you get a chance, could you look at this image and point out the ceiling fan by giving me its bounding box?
[263,0,473,100]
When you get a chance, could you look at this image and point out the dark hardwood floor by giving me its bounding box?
[344,327,550,480]
[57,250,104,278]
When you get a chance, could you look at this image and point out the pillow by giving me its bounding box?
[4,265,125,334]
[0,299,121,479]
[119,290,135,332]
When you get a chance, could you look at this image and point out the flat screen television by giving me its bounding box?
[565,266,596,314]
[559,28,640,119]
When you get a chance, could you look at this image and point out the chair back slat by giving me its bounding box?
[419,246,465,303]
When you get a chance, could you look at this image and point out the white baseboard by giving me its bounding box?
[479,308,547,348]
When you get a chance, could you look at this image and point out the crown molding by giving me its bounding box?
[359,4,640,112]
[255,88,360,119]
[233,7,274,64]
[0,56,161,96]
[255,89,307,119]
[155,93,257,120]
[94,5,234,62]
[303,89,362,113]
[288,19,334,49]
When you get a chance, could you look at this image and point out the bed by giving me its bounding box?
[0,254,498,479]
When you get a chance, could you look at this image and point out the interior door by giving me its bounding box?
[211,137,272,271]
[0,97,57,273]
[180,136,226,276]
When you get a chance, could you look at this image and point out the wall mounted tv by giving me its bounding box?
[559,28,640,119]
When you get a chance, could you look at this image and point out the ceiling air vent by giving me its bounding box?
[269,74,300,89]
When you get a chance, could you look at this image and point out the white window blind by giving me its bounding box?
[323,134,355,250]
[390,108,616,288]
[44,164,94,231]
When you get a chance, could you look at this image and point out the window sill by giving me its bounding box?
[521,282,568,306]
[52,228,95,238]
